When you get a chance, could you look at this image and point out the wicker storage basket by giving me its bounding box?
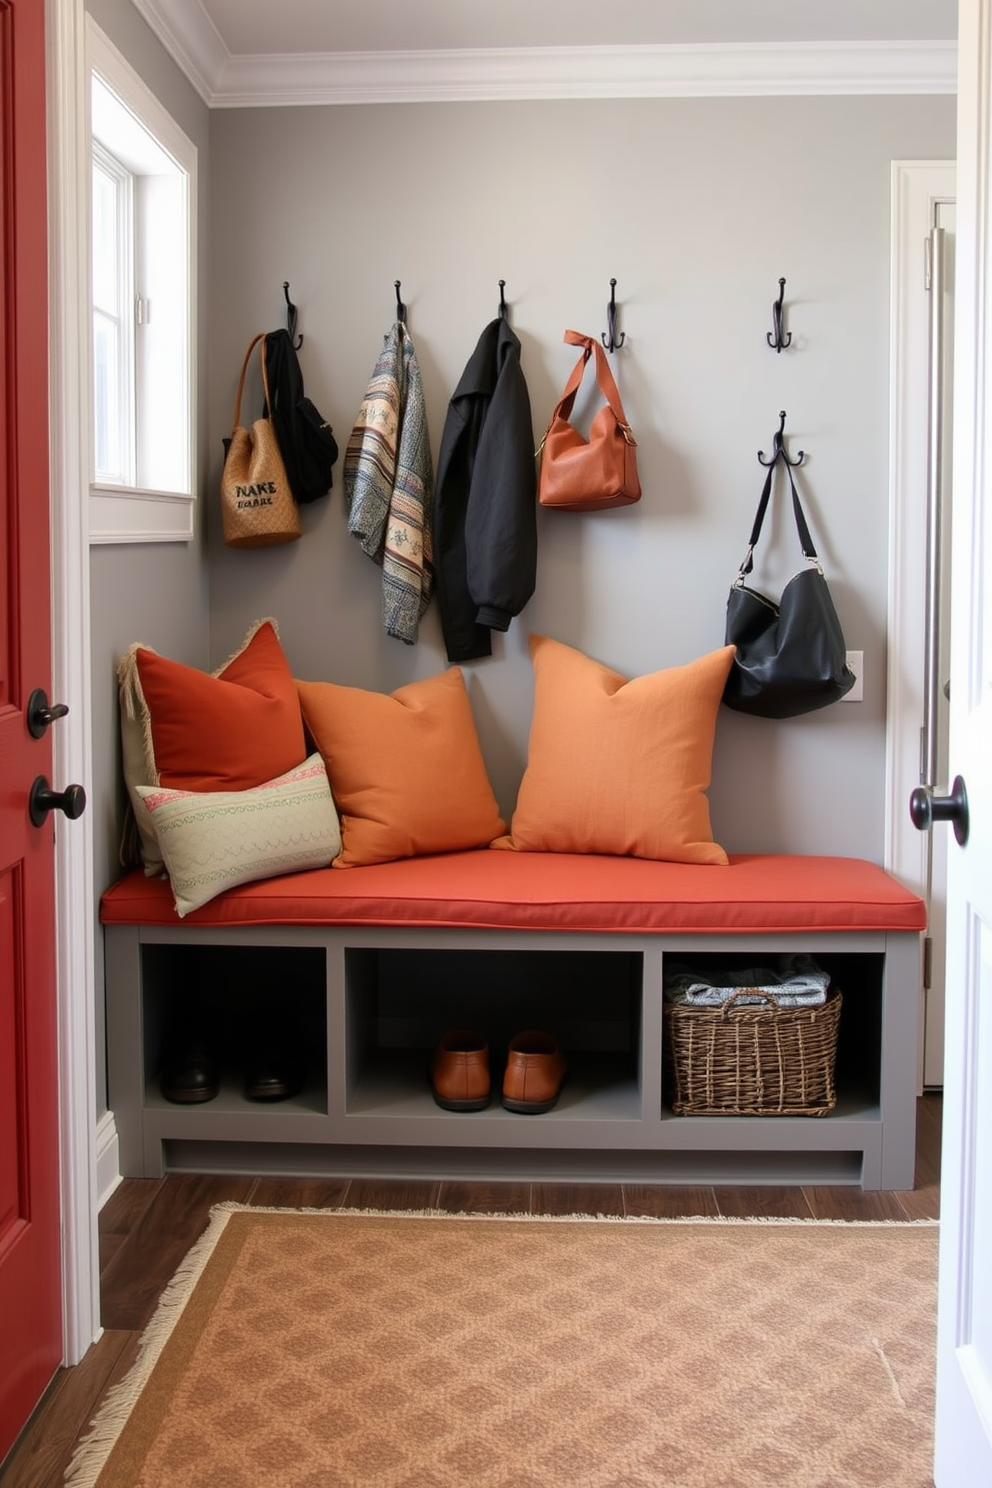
[663,987,842,1117]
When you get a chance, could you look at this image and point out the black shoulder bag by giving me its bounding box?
[263,328,339,504]
[723,448,855,718]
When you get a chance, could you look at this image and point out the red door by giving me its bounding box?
[0,0,64,1462]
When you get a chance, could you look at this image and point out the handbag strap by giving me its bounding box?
[230,332,271,433]
[539,329,637,450]
[736,454,819,579]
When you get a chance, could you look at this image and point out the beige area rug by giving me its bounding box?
[68,1205,938,1488]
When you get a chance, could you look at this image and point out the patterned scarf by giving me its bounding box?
[344,323,435,644]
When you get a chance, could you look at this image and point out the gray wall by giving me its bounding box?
[206,95,955,857]
[80,45,955,1116]
[85,0,212,1115]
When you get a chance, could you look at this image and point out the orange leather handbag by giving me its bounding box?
[537,329,640,511]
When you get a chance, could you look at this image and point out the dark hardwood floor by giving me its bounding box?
[0,1093,942,1488]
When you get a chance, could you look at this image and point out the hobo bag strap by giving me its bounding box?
[229,332,268,435]
[736,453,819,580]
[538,329,637,452]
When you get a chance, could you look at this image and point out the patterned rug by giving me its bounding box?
[67,1206,938,1488]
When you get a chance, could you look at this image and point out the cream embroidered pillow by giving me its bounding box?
[136,754,340,917]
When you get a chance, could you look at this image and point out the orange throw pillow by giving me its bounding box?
[118,618,307,874]
[494,635,734,865]
[297,668,505,868]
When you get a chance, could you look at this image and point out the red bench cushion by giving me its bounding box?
[99,852,926,935]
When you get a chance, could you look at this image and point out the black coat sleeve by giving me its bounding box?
[463,346,538,632]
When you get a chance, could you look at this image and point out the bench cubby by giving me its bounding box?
[104,909,921,1189]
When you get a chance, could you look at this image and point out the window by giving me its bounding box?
[92,141,133,485]
[87,21,196,543]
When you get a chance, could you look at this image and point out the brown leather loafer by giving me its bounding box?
[502,1030,567,1114]
[430,1029,490,1111]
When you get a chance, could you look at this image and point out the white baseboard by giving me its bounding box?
[96,1110,122,1209]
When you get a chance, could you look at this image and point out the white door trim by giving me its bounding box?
[885,158,956,1086]
[37,34,960,1377]
[46,0,100,1363]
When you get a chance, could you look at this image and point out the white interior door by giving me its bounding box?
[932,0,992,1478]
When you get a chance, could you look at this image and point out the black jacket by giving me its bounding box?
[433,317,537,662]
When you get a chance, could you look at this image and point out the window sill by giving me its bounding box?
[89,484,194,545]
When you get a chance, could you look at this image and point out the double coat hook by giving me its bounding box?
[767,277,791,352]
[498,280,508,319]
[282,282,303,349]
[758,410,804,467]
[395,280,407,323]
[602,279,625,353]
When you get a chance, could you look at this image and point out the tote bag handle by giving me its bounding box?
[540,329,636,449]
[229,332,274,436]
[736,454,819,581]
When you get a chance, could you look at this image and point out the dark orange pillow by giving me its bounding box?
[297,668,505,867]
[118,619,307,873]
[494,635,734,865]
[135,619,305,789]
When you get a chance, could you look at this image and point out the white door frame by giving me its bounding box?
[885,158,956,1086]
[39,19,964,1373]
[47,0,100,1362]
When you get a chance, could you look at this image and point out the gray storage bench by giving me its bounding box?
[100,849,927,1189]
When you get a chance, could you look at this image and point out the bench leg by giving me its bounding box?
[876,932,923,1190]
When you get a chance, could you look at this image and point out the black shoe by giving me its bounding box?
[160,1036,219,1104]
[244,1026,305,1102]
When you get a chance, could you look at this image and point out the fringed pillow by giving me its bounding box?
[118,618,306,875]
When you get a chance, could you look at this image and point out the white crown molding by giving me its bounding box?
[129,3,956,107]
[131,0,229,104]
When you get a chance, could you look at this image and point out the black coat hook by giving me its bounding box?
[395,280,407,323]
[283,282,303,349]
[498,279,508,319]
[758,410,804,467]
[602,279,625,352]
[767,277,791,352]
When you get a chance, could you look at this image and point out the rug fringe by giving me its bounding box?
[211,1200,938,1228]
[64,1206,236,1488]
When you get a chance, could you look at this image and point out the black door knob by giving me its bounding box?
[26,688,69,739]
[909,774,969,846]
[28,776,87,829]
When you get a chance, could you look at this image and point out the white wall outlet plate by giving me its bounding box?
[843,651,864,702]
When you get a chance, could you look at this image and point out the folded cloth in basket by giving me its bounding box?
[663,954,830,1008]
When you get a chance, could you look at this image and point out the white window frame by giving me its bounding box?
[85,19,196,543]
[91,139,135,486]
